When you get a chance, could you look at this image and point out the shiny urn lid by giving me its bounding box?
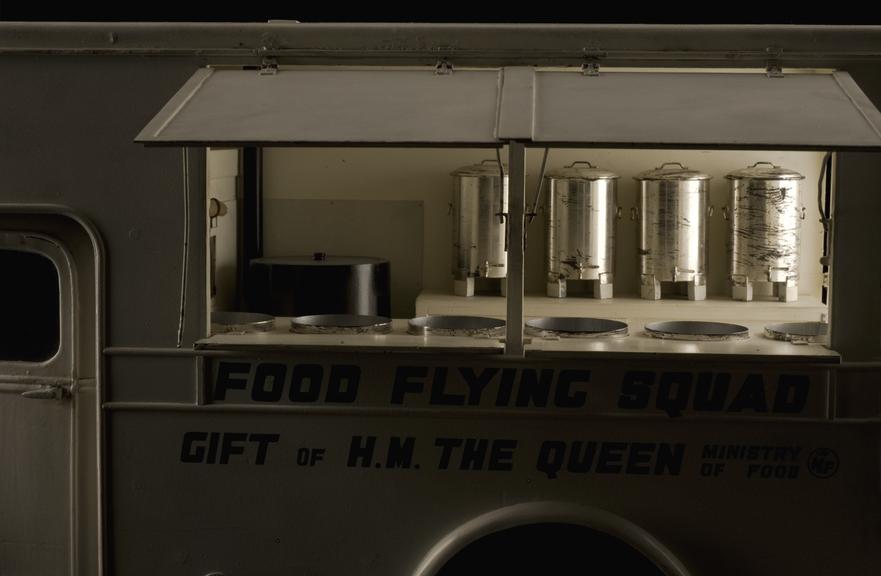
[526,317,628,338]
[450,159,507,177]
[764,321,827,343]
[211,311,275,334]
[644,320,749,341]
[407,315,505,337]
[546,161,618,181]
[251,254,386,267]
[725,161,805,181]
[290,314,392,335]
[635,162,711,181]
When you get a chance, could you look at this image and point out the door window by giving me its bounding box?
[0,248,61,362]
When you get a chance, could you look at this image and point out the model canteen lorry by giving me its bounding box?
[1,21,880,575]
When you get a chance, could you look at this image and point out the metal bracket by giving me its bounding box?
[766,47,784,78]
[582,60,600,76]
[259,56,278,76]
[582,48,604,76]
[435,59,454,75]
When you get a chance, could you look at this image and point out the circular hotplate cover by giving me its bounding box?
[526,317,628,338]
[211,311,275,334]
[764,321,828,343]
[408,315,505,337]
[290,314,392,334]
[645,320,749,341]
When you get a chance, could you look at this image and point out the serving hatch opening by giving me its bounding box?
[138,65,881,360]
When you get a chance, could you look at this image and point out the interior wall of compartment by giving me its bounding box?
[207,148,240,313]
[258,147,828,317]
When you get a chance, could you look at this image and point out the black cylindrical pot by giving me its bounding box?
[248,255,391,317]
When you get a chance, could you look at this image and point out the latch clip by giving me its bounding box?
[766,48,784,78]
[259,57,278,76]
[582,48,604,76]
[435,59,454,75]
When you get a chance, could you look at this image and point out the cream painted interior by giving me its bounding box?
[262,147,826,307]
[207,148,239,312]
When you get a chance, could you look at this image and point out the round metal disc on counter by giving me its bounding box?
[407,315,506,337]
[290,314,392,335]
[545,161,619,300]
[634,162,712,301]
[764,321,827,343]
[725,162,805,303]
[210,311,275,334]
[644,320,749,341]
[247,254,390,317]
[526,317,628,338]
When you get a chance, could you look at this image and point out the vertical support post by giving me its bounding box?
[184,147,207,344]
[506,142,526,356]
[830,151,881,360]
[195,354,206,406]
[238,147,263,311]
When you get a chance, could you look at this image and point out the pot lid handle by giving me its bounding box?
[749,161,778,168]
[566,161,597,169]
[658,161,688,170]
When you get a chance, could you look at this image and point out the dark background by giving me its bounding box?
[0,2,878,24]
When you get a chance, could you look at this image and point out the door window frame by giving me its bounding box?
[0,231,74,381]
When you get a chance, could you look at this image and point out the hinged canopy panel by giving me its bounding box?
[530,70,881,148]
[136,67,503,145]
[138,67,881,149]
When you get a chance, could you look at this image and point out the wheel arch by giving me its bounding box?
[413,501,691,576]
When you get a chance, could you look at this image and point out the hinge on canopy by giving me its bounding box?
[259,57,279,76]
[435,58,454,75]
[582,49,604,76]
[766,47,784,78]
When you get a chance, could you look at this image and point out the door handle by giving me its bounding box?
[21,384,67,400]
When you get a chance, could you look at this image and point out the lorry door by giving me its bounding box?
[0,230,79,575]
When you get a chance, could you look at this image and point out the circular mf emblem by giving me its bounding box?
[807,448,840,479]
